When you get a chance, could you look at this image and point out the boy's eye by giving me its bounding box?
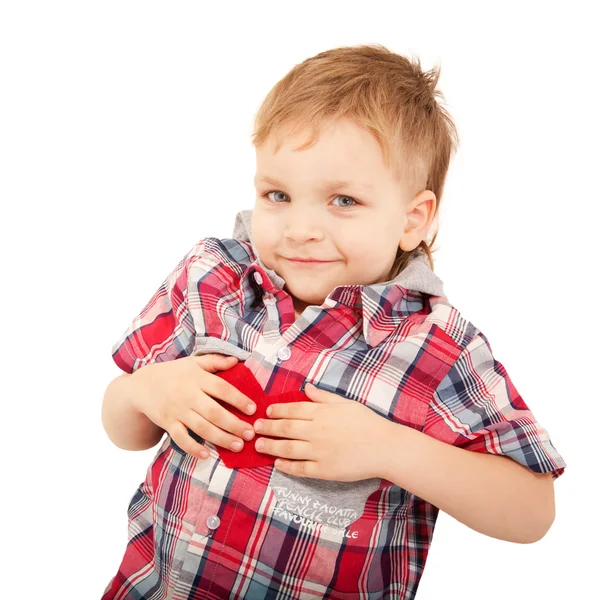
[263,190,289,203]
[332,195,358,208]
[262,190,359,208]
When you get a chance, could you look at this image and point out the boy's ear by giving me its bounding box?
[399,190,437,252]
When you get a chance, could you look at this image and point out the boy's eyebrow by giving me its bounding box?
[255,175,374,192]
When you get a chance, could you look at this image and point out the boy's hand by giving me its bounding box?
[253,383,394,482]
[130,354,257,459]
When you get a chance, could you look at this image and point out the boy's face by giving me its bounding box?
[252,118,435,317]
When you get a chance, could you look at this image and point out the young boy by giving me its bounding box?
[101,44,566,599]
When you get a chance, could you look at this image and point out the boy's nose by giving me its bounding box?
[284,221,325,242]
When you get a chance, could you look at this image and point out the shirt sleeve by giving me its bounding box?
[425,331,567,481]
[110,244,200,374]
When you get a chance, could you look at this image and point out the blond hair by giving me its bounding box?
[251,43,460,278]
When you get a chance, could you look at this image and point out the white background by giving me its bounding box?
[1,1,596,598]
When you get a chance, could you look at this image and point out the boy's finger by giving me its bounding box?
[192,354,238,373]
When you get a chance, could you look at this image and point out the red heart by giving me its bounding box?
[207,362,311,469]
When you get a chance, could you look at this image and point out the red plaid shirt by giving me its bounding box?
[102,209,566,599]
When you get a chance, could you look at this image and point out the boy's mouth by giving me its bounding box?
[286,258,334,263]
[285,257,336,265]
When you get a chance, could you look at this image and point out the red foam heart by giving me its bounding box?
[209,362,310,469]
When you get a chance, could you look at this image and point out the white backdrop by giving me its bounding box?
[1,1,596,598]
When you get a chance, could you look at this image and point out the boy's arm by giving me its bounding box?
[104,241,205,450]
[378,331,565,544]
[379,421,555,544]
[101,371,165,451]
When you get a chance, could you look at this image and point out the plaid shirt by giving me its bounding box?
[102,209,566,600]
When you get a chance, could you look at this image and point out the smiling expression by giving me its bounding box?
[252,118,435,317]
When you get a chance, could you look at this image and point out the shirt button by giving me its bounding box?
[253,272,263,286]
[277,346,291,361]
[206,515,221,530]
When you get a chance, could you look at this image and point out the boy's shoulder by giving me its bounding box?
[365,284,484,359]
[182,232,257,277]
[413,294,486,356]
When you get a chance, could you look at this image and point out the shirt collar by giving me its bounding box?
[232,209,446,345]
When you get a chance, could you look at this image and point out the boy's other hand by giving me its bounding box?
[253,383,393,482]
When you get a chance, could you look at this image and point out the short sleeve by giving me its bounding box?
[110,244,200,374]
[425,332,567,481]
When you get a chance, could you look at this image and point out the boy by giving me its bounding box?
[102,44,566,599]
